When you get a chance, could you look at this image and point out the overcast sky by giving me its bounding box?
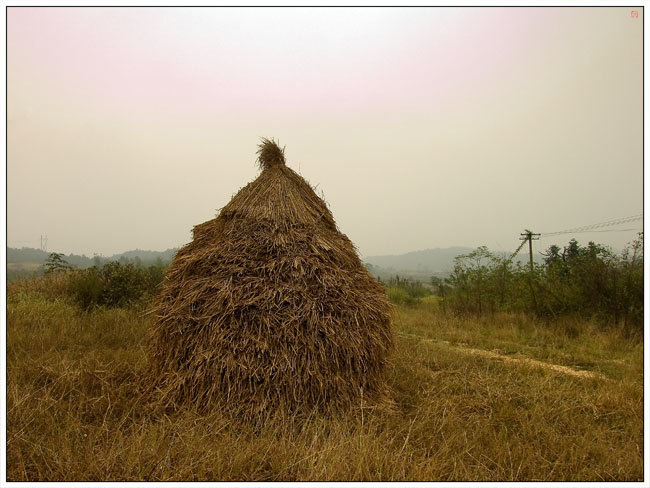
[7,7,643,258]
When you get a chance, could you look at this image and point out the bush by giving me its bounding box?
[99,262,148,308]
[442,234,644,330]
[69,262,166,310]
[385,277,432,306]
[386,286,417,306]
[69,268,105,310]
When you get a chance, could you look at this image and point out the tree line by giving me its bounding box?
[436,233,643,332]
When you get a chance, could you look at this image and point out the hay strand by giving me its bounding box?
[256,137,286,170]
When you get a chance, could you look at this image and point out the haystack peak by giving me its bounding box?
[256,137,286,170]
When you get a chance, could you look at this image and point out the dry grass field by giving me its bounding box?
[6,281,643,481]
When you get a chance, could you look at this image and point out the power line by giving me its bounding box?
[540,214,643,238]
[507,217,642,265]
[563,227,641,234]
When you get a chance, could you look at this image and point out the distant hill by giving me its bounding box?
[363,247,544,282]
[9,245,543,283]
[8,247,53,266]
[7,247,179,269]
[110,248,178,263]
[364,247,474,274]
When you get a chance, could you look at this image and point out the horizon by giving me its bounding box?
[8,233,639,260]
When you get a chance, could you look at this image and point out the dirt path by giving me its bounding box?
[397,333,604,380]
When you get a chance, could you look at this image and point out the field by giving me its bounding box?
[7,262,42,272]
[6,282,643,481]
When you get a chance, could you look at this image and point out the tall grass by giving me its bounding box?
[6,276,642,481]
[385,277,431,306]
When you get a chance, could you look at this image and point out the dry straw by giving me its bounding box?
[149,139,393,419]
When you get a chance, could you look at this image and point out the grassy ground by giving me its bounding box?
[6,283,643,481]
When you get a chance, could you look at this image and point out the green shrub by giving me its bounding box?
[386,285,418,306]
[98,262,147,308]
[385,277,431,306]
[69,268,104,310]
[69,262,166,310]
[442,234,644,330]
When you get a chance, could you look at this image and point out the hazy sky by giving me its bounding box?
[7,7,643,258]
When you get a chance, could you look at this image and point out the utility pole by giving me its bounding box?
[40,235,48,252]
[520,229,540,272]
[520,229,540,313]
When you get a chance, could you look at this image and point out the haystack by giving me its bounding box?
[149,139,393,417]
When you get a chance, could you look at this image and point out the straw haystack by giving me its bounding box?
[149,139,393,417]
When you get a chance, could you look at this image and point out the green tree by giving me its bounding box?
[619,232,644,331]
[447,246,500,315]
[44,253,72,274]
